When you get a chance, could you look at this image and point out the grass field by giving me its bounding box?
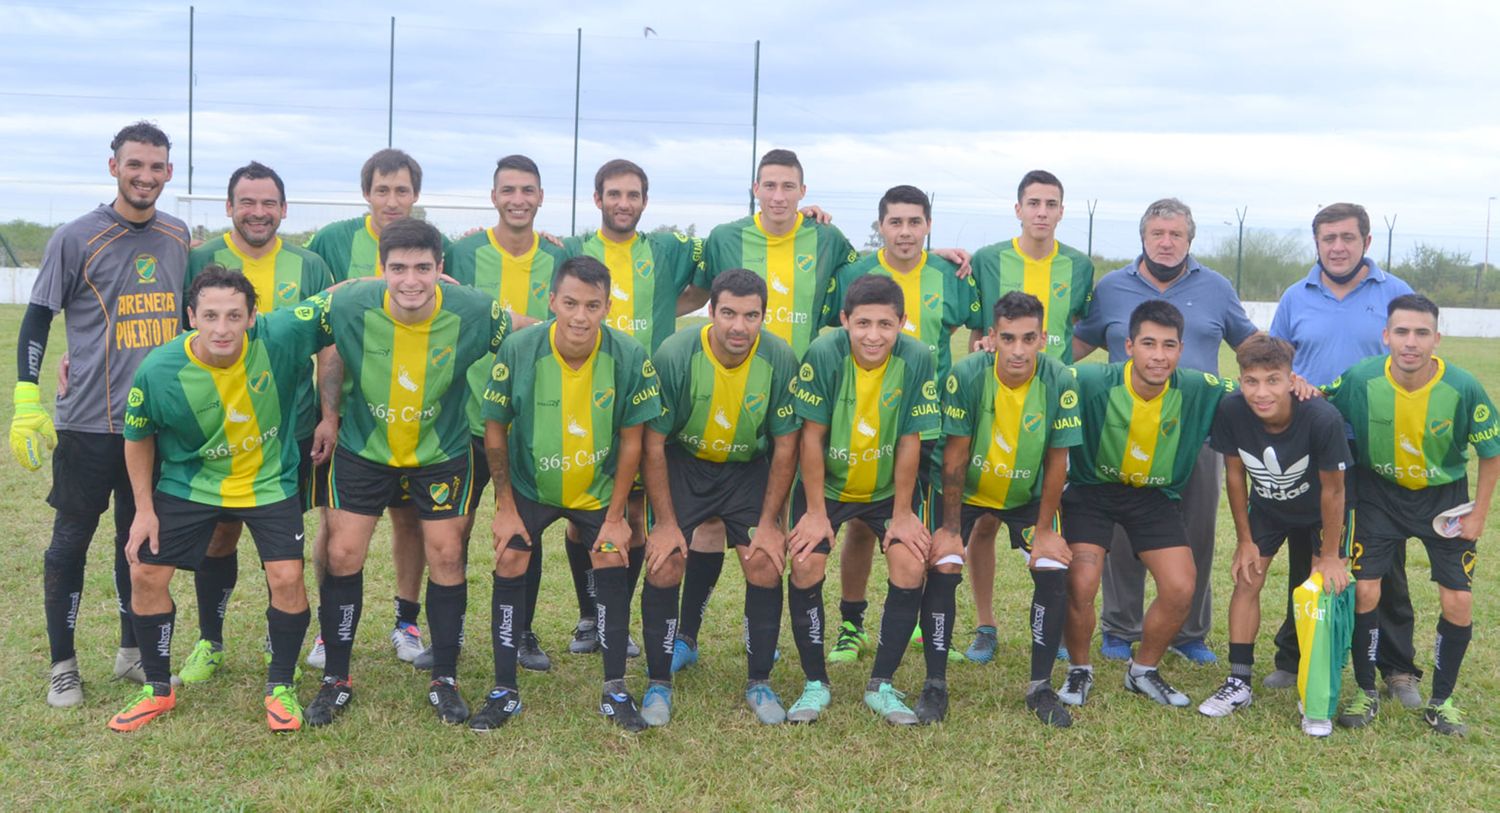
[2,305,1499,811]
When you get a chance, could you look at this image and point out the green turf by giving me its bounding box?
[3,306,1499,810]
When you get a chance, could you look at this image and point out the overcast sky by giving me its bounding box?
[2,0,1498,266]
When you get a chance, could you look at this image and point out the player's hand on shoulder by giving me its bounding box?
[1289,373,1323,401]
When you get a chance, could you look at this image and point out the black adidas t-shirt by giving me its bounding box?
[1210,392,1352,528]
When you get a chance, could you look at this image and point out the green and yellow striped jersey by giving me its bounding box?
[972,239,1095,362]
[562,229,703,353]
[482,322,662,509]
[648,324,801,463]
[306,214,452,282]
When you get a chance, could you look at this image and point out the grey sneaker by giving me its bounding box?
[745,680,787,724]
[391,622,424,663]
[1124,663,1190,707]
[569,618,599,654]
[306,635,327,669]
[1058,667,1094,706]
[1384,672,1423,710]
[1262,669,1297,689]
[626,634,641,659]
[48,657,83,707]
[113,647,146,683]
[518,632,552,672]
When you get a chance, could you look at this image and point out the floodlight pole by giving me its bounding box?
[387,17,395,147]
[1234,206,1246,296]
[1086,199,1097,256]
[749,40,760,216]
[571,28,582,235]
[1479,196,1495,306]
[187,6,194,194]
[1384,214,1396,270]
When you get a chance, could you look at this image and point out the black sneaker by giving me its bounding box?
[569,618,599,654]
[914,680,949,725]
[469,687,523,731]
[601,690,648,733]
[305,677,354,727]
[518,632,552,672]
[427,677,470,725]
[1026,686,1074,728]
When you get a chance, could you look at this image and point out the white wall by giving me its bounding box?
[0,268,40,306]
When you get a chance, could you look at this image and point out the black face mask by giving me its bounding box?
[1322,257,1368,286]
[1142,251,1186,283]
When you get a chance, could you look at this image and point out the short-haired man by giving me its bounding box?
[305,218,511,727]
[478,256,662,732]
[1198,335,1352,737]
[174,161,335,685]
[638,268,802,725]
[963,169,1095,663]
[1325,295,1500,736]
[937,291,1082,727]
[14,121,188,706]
[110,267,330,731]
[1264,202,1422,705]
[1073,198,1258,665]
[786,274,940,725]
[1060,300,1231,709]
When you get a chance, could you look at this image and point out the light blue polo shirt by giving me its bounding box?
[1073,255,1257,375]
[1268,259,1413,386]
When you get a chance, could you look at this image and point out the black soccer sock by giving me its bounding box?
[1352,610,1379,692]
[744,582,783,681]
[566,540,596,620]
[395,595,420,627]
[840,599,869,631]
[522,549,543,633]
[194,552,238,645]
[871,582,922,682]
[491,573,526,690]
[677,549,725,644]
[114,534,137,649]
[1229,642,1255,681]
[626,545,646,599]
[131,606,176,687]
[43,510,94,663]
[265,605,310,686]
[641,582,680,683]
[788,579,829,684]
[319,571,364,680]
[921,571,962,683]
[593,566,630,682]
[425,580,467,680]
[1027,569,1067,684]
[1431,617,1473,704]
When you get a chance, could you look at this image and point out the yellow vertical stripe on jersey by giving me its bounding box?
[364,216,384,277]
[552,323,600,508]
[880,249,925,343]
[1014,238,1059,326]
[838,356,889,502]
[698,325,757,463]
[976,358,1031,508]
[487,229,537,314]
[1386,356,1439,489]
[187,339,263,506]
[600,231,638,338]
[1119,360,1164,485]
[223,236,282,315]
[383,288,438,467]
[757,212,801,345]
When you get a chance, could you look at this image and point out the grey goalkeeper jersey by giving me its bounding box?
[30,204,188,433]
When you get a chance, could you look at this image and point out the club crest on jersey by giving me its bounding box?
[1203,372,1219,387]
[594,388,615,409]
[429,482,451,505]
[248,370,271,394]
[530,281,547,301]
[492,362,510,382]
[1160,417,1179,437]
[128,387,145,408]
[1059,390,1078,409]
[922,292,941,311]
[799,363,815,382]
[642,359,656,378]
[134,254,158,283]
[946,375,959,395]
[1429,419,1453,437]
[1476,404,1492,424]
[634,259,654,279]
[430,346,454,368]
[743,392,766,413]
[881,387,903,409]
[295,305,316,321]
[1052,282,1069,299]
[1022,412,1043,433]
[795,254,814,274]
[277,282,299,303]
[921,380,938,400]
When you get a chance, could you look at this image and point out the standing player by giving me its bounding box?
[13,122,188,707]
[936,292,1082,727]
[1196,335,1352,737]
[175,161,335,685]
[305,219,510,727]
[110,267,328,731]
[478,256,662,732]
[786,275,940,725]
[1059,300,1231,709]
[1326,294,1500,736]
[638,269,801,725]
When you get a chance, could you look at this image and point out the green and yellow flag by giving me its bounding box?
[1294,572,1355,721]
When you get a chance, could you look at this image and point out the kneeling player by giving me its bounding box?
[1197,335,1352,737]
[787,275,940,724]
[936,292,1081,727]
[112,267,330,731]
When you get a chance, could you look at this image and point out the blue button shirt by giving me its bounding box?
[1268,260,1413,386]
[1073,256,1257,375]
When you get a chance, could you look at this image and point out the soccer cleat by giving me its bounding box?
[305,635,326,669]
[113,647,147,683]
[626,634,642,660]
[108,684,175,732]
[1099,634,1133,661]
[391,622,424,663]
[469,688,522,731]
[745,681,787,725]
[413,647,434,671]
[910,627,924,651]
[914,680,950,725]
[1301,716,1333,737]
[518,632,552,673]
[827,622,870,664]
[1124,664,1190,707]
[48,657,84,708]
[1058,668,1094,707]
[1336,689,1379,729]
[864,681,918,726]
[671,638,699,673]
[600,690,648,733]
[964,626,998,664]
[265,684,303,732]
[305,677,354,727]
[1262,669,1297,689]
[177,639,225,685]
[1384,673,1423,710]
[787,680,832,724]
[1423,698,1467,736]
[1168,639,1218,665]
[1197,677,1253,717]
[428,677,470,725]
[1026,686,1073,728]
[640,683,672,727]
[569,618,599,654]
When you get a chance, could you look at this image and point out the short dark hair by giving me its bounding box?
[993,290,1045,327]
[709,268,767,312]
[1312,202,1371,240]
[187,264,257,315]
[552,255,611,295]
[1387,293,1439,321]
[593,159,647,198]
[1017,170,1063,202]
[111,121,171,155]
[1128,299,1185,340]
[361,148,422,196]
[842,274,904,319]
[227,161,286,203]
[878,185,931,221]
[756,149,803,184]
[1235,334,1294,372]
[494,154,541,187]
[378,217,443,265]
